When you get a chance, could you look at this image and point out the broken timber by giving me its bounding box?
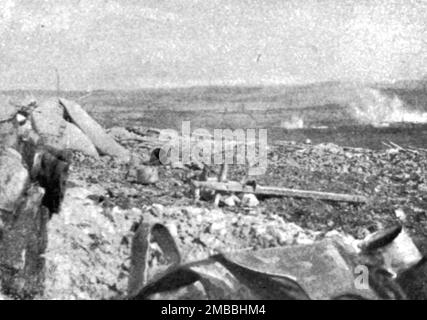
[192,180,368,204]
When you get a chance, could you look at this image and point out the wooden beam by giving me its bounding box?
[192,180,368,204]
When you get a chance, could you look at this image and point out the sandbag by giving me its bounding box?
[59,98,130,162]
[31,104,99,158]
[36,97,64,118]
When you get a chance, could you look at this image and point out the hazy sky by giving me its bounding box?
[0,0,426,90]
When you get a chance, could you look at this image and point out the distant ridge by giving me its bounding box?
[2,78,423,94]
[1,79,425,114]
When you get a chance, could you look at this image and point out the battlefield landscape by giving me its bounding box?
[1,78,427,299]
[4,79,427,146]
[1,0,427,302]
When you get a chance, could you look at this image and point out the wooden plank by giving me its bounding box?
[192,180,368,203]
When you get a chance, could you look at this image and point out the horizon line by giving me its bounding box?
[0,78,422,93]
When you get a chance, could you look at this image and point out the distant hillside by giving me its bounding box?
[2,80,426,129]
[2,80,426,111]
[374,78,427,109]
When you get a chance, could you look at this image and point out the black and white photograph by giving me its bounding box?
[0,0,427,302]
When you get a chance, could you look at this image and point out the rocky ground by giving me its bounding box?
[33,126,427,299]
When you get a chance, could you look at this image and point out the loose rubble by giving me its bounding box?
[1,96,427,299]
[39,123,425,299]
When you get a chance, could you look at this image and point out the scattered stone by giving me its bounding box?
[419,184,427,192]
[208,221,227,234]
[185,161,204,171]
[198,233,216,247]
[150,204,165,217]
[136,165,159,185]
[313,143,342,154]
[241,194,259,207]
[395,208,407,222]
[16,113,27,125]
[220,194,240,207]
[171,161,185,169]
[270,153,279,162]
[108,127,138,141]
[200,188,216,201]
